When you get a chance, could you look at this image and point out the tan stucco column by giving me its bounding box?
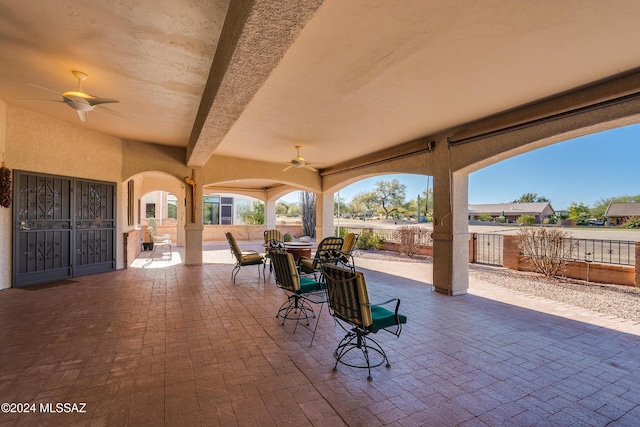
[316,191,334,242]
[432,152,469,295]
[184,168,203,266]
[264,198,276,231]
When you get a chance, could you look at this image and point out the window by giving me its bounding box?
[203,195,220,225]
[167,194,177,219]
[146,203,155,219]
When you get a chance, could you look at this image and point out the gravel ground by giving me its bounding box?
[355,250,640,323]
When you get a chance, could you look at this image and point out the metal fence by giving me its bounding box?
[337,226,432,244]
[338,227,635,267]
[474,234,503,266]
[562,238,635,266]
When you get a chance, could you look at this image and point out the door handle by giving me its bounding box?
[19,225,30,231]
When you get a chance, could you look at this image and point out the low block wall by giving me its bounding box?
[518,257,636,286]
[123,228,144,267]
[203,225,305,242]
[381,241,433,257]
[503,235,639,287]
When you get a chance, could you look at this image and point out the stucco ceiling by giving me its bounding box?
[1,0,640,174]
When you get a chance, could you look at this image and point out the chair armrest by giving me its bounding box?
[241,250,261,256]
[366,298,401,317]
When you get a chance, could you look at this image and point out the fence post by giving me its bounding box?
[634,242,640,286]
[469,233,477,263]
[503,235,520,270]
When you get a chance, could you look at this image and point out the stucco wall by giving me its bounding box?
[0,100,9,289]
[0,106,196,287]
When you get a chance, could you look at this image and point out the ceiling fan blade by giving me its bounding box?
[282,165,294,172]
[93,105,136,121]
[87,97,119,107]
[76,110,88,122]
[304,165,318,172]
[28,83,63,97]
[16,98,65,103]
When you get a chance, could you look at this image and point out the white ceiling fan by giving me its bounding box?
[283,145,317,172]
[26,70,134,122]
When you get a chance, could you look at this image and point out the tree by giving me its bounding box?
[239,201,264,225]
[590,194,640,219]
[286,203,301,217]
[567,201,590,223]
[276,201,289,216]
[372,179,406,219]
[350,191,377,218]
[512,193,550,203]
[419,188,434,221]
[300,191,316,237]
[334,195,349,218]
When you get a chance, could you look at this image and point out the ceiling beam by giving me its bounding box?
[186,0,324,167]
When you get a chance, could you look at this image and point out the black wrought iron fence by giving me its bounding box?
[337,226,431,244]
[338,227,635,267]
[474,234,503,266]
[562,238,634,266]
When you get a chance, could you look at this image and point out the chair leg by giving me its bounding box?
[276,295,315,325]
[332,329,389,381]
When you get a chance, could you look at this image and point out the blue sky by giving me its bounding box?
[280,124,640,210]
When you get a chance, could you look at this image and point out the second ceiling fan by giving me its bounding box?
[283,145,317,172]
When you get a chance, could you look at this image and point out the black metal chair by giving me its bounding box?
[225,232,265,283]
[322,263,407,381]
[270,248,325,342]
[263,229,284,271]
[298,236,344,278]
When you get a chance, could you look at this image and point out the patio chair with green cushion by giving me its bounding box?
[298,236,344,278]
[270,248,324,337]
[322,263,407,381]
[263,229,284,271]
[225,232,265,283]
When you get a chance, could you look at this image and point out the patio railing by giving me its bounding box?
[557,237,634,266]
[338,227,635,267]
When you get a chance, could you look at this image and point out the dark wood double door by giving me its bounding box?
[13,171,116,287]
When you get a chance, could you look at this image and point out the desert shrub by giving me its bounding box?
[283,233,293,242]
[518,227,576,277]
[335,228,352,239]
[623,216,640,229]
[393,226,430,257]
[356,231,384,250]
[477,212,492,222]
[517,215,536,226]
[494,215,506,223]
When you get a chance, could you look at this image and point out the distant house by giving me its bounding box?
[468,202,556,224]
[604,202,640,225]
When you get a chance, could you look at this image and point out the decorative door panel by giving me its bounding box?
[13,171,116,287]
[74,180,116,276]
[13,172,72,286]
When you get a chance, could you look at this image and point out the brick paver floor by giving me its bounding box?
[0,242,638,426]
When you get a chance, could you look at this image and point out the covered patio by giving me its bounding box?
[1,245,638,425]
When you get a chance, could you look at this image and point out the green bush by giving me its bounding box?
[623,216,640,229]
[477,212,492,222]
[335,228,351,239]
[356,231,384,250]
[517,215,536,226]
[283,233,293,242]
